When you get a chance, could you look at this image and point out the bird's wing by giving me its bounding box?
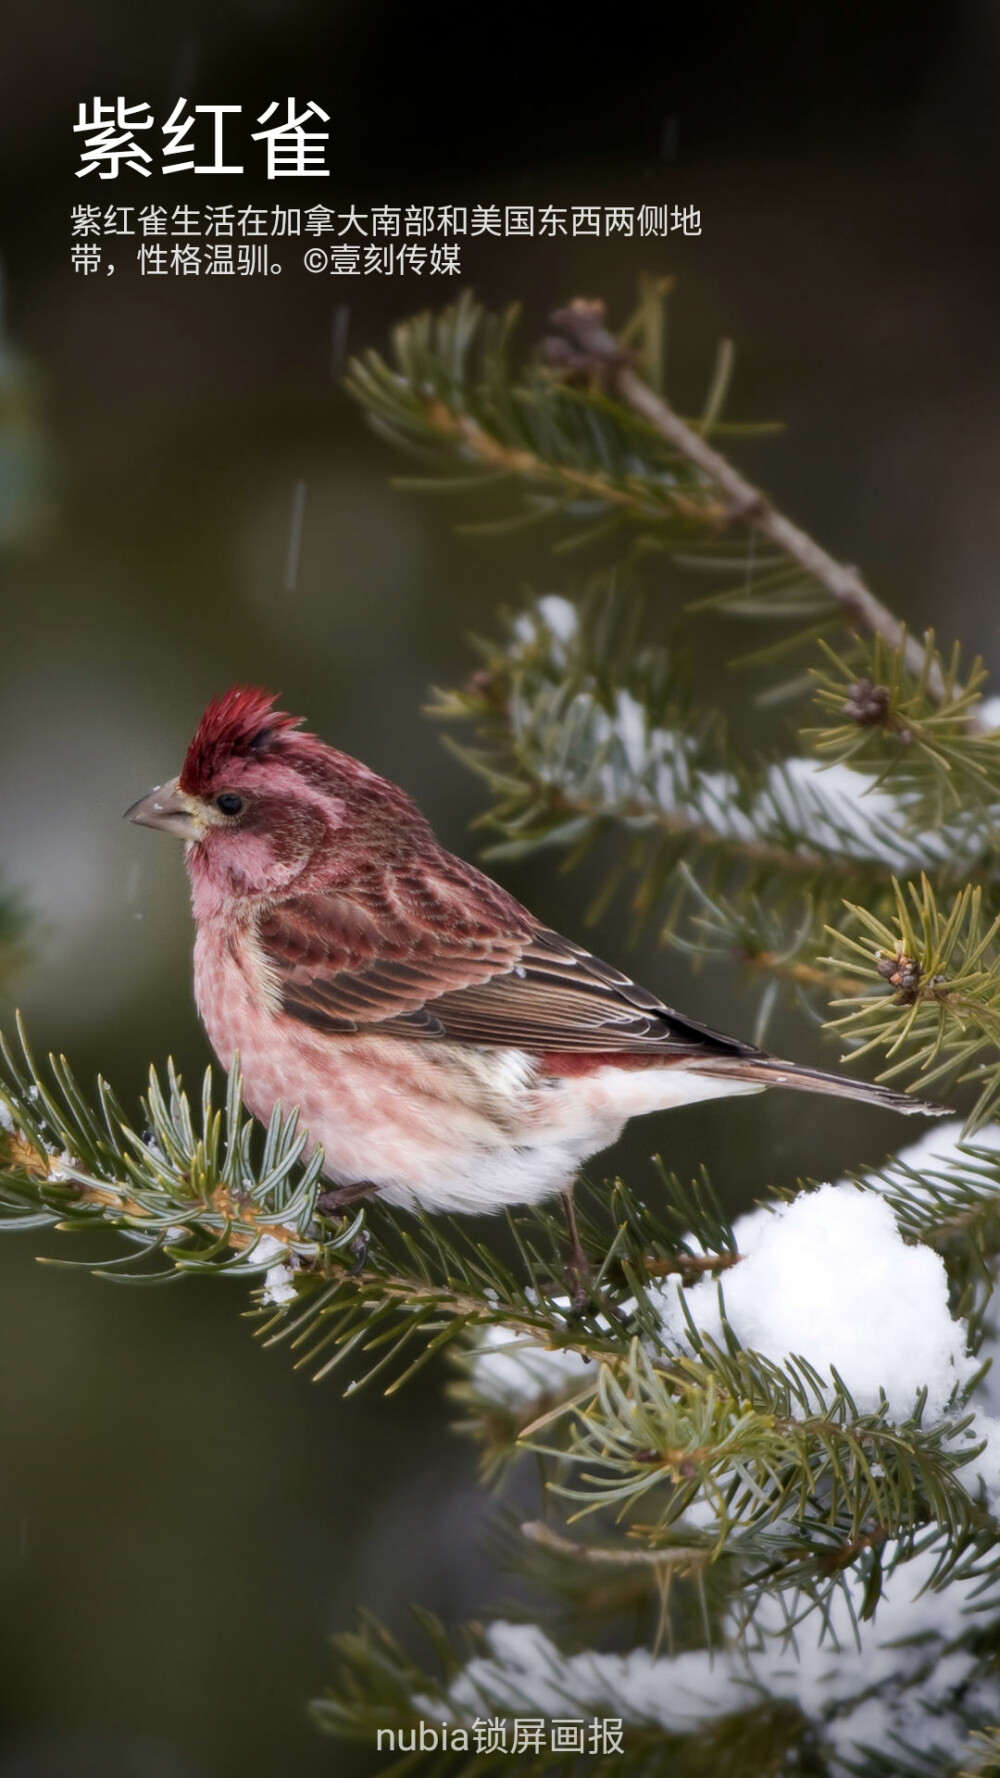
[257,862,758,1062]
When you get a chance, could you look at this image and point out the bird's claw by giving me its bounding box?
[563,1249,595,1318]
[562,1257,629,1325]
[565,1273,591,1318]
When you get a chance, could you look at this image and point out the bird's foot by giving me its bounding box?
[562,1262,629,1325]
[561,1233,630,1323]
[560,1184,599,1316]
[564,1248,593,1316]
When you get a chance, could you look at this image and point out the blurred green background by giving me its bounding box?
[3,3,1000,1772]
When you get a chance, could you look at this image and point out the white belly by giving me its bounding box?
[335,1059,764,1214]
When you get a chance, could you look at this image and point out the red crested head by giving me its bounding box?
[178,686,304,796]
[128,685,438,907]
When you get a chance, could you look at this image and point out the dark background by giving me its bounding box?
[2,4,1000,1773]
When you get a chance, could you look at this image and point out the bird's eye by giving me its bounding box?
[215,793,244,817]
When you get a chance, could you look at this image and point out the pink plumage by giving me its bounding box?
[127,688,944,1223]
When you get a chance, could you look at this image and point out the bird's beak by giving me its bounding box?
[124,777,205,840]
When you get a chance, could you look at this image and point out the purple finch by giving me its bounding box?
[127,688,940,1236]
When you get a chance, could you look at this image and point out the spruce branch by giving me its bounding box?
[823,879,1000,1130]
[480,1502,732,1658]
[962,1728,1000,1776]
[436,586,967,893]
[312,1609,823,1778]
[2,1013,991,1622]
[312,1585,1000,1777]
[807,633,1000,826]
[670,876,862,1003]
[352,292,1000,1068]
[432,589,986,1062]
[0,1015,346,1269]
[345,291,741,549]
[519,1517,709,1573]
[524,1339,992,1611]
[0,1017,748,1389]
[858,1131,1000,1333]
[348,287,983,722]
[542,298,961,708]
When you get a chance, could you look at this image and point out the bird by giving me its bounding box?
[126,687,943,1287]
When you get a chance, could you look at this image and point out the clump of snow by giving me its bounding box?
[509,645,965,872]
[866,1118,1000,1208]
[512,597,580,671]
[242,1231,298,1304]
[977,694,1000,730]
[47,1153,82,1183]
[851,1122,1000,1474]
[468,1173,1000,1501]
[450,1129,1000,1765]
[261,1263,297,1306]
[654,1184,974,1420]
[249,1232,285,1266]
[536,595,578,646]
[467,1327,592,1408]
[757,758,952,871]
[509,683,697,819]
[424,1541,991,1767]
[140,1128,171,1167]
[507,604,946,875]
[0,1100,15,1133]
[655,1182,1000,1505]
[613,690,649,779]
[508,582,993,872]
[468,1181,996,1477]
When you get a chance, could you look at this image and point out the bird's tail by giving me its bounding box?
[693,1055,949,1117]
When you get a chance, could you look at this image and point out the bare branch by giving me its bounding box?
[544,300,953,705]
[521,1519,708,1570]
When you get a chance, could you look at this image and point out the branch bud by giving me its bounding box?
[842,679,892,727]
[876,952,923,1003]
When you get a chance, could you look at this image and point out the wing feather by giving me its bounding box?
[257,863,758,1062]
